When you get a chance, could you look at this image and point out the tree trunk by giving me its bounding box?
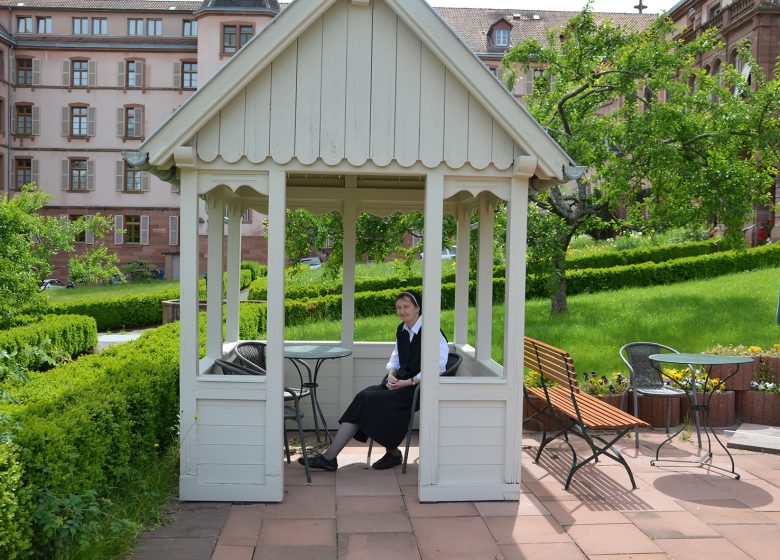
[550,251,567,313]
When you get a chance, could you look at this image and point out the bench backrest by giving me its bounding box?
[524,336,579,393]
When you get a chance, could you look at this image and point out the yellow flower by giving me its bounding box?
[773,344,780,353]
[154,443,160,448]
[748,346,763,354]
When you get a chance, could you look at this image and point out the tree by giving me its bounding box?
[0,186,120,328]
[503,5,780,313]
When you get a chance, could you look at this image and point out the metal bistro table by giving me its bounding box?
[648,353,753,479]
[283,344,352,444]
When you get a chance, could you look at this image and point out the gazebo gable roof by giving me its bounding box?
[140,0,574,180]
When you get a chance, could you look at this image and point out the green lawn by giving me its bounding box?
[44,280,179,302]
[286,267,780,375]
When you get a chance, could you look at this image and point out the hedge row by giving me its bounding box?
[564,239,719,270]
[240,260,267,281]
[0,315,97,370]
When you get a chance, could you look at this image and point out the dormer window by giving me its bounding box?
[495,28,509,48]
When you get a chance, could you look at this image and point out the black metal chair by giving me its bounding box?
[214,357,311,483]
[367,351,462,473]
[619,342,701,449]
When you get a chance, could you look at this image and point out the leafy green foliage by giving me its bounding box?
[0,315,95,374]
[240,260,267,282]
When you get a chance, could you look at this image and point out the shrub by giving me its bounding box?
[565,240,720,270]
[0,441,31,560]
[240,261,267,282]
[0,315,97,371]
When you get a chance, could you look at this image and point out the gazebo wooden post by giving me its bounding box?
[454,205,470,346]
[225,199,243,343]
[474,192,494,361]
[339,176,357,411]
[205,193,225,360]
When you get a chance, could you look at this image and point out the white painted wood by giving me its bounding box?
[394,19,421,167]
[220,90,246,163]
[443,70,469,168]
[197,114,221,163]
[437,464,504,484]
[198,464,265,485]
[320,0,348,165]
[198,425,266,446]
[265,170,287,498]
[419,172,444,490]
[475,193,494,361]
[419,45,446,168]
[340,176,357,412]
[245,68,272,163]
[439,426,505,446]
[206,193,225,360]
[438,445,504,465]
[198,445,264,465]
[454,206,470,346]
[439,404,505,426]
[226,200,242,343]
[344,0,372,166]
[270,42,298,164]
[369,0,397,167]
[418,483,520,502]
[197,398,266,425]
[492,120,514,170]
[295,18,323,165]
[468,95,493,170]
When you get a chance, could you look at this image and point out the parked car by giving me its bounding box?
[40,279,75,291]
[420,246,457,260]
[300,257,323,269]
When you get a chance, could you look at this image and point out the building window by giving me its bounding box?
[92,18,107,35]
[16,58,33,85]
[128,18,143,36]
[73,17,89,35]
[123,106,143,138]
[240,25,253,47]
[72,215,86,243]
[70,106,88,136]
[183,62,197,89]
[183,19,197,37]
[494,28,509,48]
[125,163,143,192]
[15,105,33,136]
[127,60,142,87]
[14,158,32,190]
[37,17,52,34]
[242,209,252,224]
[223,25,237,54]
[0,98,5,133]
[125,215,142,244]
[70,159,88,191]
[147,19,162,36]
[71,60,89,87]
[17,16,32,34]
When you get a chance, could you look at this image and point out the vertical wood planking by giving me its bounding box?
[394,19,421,167]
[492,120,514,170]
[320,0,348,165]
[344,0,372,166]
[225,200,242,343]
[443,70,468,168]
[206,193,225,360]
[270,42,298,164]
[245,68,272,163]
[197,114,221,162]
[220,90,246,163]
[295,18,323,165]
[369,0,397,167]
[454,205,471,346]
[468,95,492,169]
[419,45,446,168]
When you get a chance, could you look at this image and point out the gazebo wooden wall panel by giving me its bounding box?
[195,0,522,171]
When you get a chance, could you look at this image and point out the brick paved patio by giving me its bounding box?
[130,431,780,560]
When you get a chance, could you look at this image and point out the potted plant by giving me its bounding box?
[739,359,780,426]
[522,369,556,431]
[706,345,761,391]
[580,371,629,409]
[671,367,735,427]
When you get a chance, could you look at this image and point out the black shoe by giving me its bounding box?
[372,449,402,470]
[298,453,337,471]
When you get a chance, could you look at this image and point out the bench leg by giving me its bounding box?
[564,428,637,490]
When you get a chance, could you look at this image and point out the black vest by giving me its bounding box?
[395,322,422,381]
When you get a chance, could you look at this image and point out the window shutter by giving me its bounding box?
[117,61,125,88]
[115,161,124,191]
[84,215,94,245]
[114,215,124,245]
[88,60,96,88]
[135,107,144,137]
[62,107,69,136]
[140,215,150,246]
[10,107,15,135]
[61,160,69,190]
[31,159,39,186]
[169,215,179,246]
[136,61,145,88]
[0,157,5,188]
[62,60,70,86]
[116,107,125,137]
[525,68,534,96]
[9,57,15,84]
[31,106,40,136]
[86,160,95,190]
[141,171,150,192]
[87,107,96,136]
[32,59,40,86]
[173,62,181,89]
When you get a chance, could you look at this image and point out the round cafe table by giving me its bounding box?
[648,353,753,479]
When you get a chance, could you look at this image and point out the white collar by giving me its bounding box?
[403,316,423,335]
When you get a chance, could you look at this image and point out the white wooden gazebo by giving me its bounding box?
[133,0,575,503]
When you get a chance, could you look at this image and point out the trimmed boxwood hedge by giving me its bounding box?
[0,315,97,370]
[240,261,267,281]
[560,240,719,271]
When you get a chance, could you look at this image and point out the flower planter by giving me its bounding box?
[626,391,682,428]
[709,358,758,391]
[162,299,208,324]
[597,393,626,409]
[681,390,735,427]
[737,391,780,426]
[764,357,780,384]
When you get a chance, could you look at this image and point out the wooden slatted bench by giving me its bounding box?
[523,336,650,490]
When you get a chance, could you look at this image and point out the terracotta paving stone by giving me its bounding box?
[498,542,588,560]
[482,515,571,544]
[677,499,778,524]
[587,555,671,560]
[623,511,721,539]
[254,519,336,560]
[654,537,752,560]
[401,484,481,518]
[211,545,254,560]
[541,498,631,526]
[710,523,780,560]
[148,507,229,538]
[217,505,265,547]
[130,537,216,560]
[412,516,503,560]
[283,461,336,486]
[336,495,412,533]
[473,493,550,517]
[698,476,780,511]
[264,486,335,519]
[565,524,663,555]
[338,532,421,560]
[335,463,401,496]
[635,471,732,502]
